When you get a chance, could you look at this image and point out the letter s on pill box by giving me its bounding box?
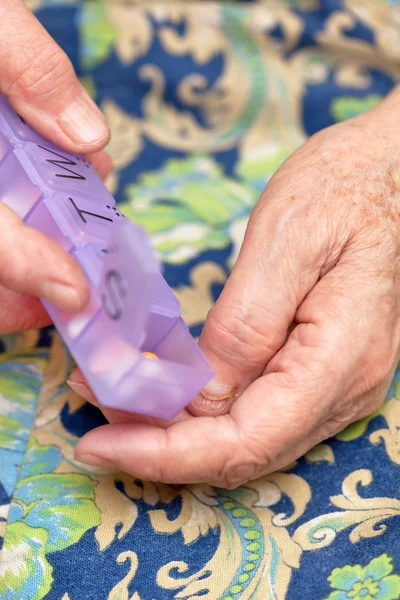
[0,95,213,419]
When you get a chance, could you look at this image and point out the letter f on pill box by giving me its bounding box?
[0,94,214,419]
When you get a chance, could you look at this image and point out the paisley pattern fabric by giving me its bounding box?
[1,1,400,598]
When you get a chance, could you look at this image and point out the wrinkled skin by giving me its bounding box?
[73,93,400,488]
[1,2,399,489]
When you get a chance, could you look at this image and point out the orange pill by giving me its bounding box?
[142,352,159,360]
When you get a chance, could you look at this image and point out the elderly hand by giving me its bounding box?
[73,86,400,488]
[0,0,110,332]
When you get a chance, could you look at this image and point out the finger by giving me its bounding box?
[0,287,51,332]
[85,151,113,181]
[74,258,397,485]
[74,415,239,483]
[243,356,399,483]
[0,0,109,153]
[0,151,109,331]
[67,367,191,428]
[0,203,88,313]
[189,165,338,417]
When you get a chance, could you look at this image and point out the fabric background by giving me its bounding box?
[1,1,400,598]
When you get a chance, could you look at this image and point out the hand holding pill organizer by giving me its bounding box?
[0,95,213,419]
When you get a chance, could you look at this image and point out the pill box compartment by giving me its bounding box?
[0,95,214,419]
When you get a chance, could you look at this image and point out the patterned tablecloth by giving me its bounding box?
[1,1,400,599]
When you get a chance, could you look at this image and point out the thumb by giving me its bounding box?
[74,259,398,486]
[0,0,109,153]
[190,194,335,417]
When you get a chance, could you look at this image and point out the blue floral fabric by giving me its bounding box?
[1,1,400,599]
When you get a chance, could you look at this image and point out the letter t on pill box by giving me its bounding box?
[0,95,214,419]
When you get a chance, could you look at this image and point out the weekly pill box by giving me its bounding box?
[0,94,213,419]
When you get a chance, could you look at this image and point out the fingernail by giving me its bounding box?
[201,380,237,402]
[191,396,233,416]
[75,453,114,468]
[189,380,238,416]
[67,380,97,405]
[40,281,85,312]
[58,92,109,147]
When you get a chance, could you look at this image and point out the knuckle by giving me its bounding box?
[154,428,188,484]
[151,452,169,485]
[278,354,332,388]
[363,351,394,392]
[210,433,270,489]
[211,460,265,489]
[206,303,285,369]
[323,412,356,439]
[357,396,383,420]
[368,388,388,412]
[8,42,74,100]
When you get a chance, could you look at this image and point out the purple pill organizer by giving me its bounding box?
[0,95,213,419]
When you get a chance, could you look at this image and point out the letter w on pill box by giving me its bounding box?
[0,95,213,419]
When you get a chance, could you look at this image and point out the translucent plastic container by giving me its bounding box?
[0,95,213,419]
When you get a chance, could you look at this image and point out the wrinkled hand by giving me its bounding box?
[0,0,111,332]
[73,88,400,488]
